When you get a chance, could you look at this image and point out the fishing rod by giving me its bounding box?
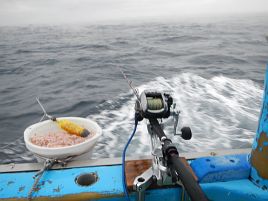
[118,68,142,107]
[120,69,208,201]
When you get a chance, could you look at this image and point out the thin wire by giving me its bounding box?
[122,118,138,201]
[36,97,53,119]
[36,97,47,115]
[39,114,46,122]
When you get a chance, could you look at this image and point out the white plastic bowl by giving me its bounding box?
[24,117,102,160]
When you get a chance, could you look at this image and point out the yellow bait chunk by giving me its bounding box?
[56,119,90,137]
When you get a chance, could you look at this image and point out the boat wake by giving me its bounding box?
[1,73,262,163]
[89,73,262,159]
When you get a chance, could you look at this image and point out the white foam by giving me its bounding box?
[89,73,262,158]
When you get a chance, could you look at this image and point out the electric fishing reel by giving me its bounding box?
[135,90,173,120]
[134,90,191,140]
[132,90,208,201]
[120,70,207,201]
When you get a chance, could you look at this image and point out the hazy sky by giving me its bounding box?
[0,0,267,26]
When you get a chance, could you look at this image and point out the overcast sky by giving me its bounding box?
[0,0,267,26]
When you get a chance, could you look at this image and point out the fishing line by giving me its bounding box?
[147,97,163,110]
[119,67,139,199]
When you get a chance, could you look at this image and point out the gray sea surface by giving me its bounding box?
[0,14,268,163]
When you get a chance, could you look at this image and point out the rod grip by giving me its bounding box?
[169,154,208,201]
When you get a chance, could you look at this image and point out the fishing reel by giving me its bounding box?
[133,90,194,201]
[120,70,207,201]
[134,90,192,140]
[134,90,173,120]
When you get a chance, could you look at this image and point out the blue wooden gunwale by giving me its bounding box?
[1,149,268,201]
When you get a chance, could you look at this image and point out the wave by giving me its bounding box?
[14,49,34,54]
[189,54,249,65]
[0,73,262,163]
[160,35,207,43]
[78,44,111,50]
[89,73,262,159]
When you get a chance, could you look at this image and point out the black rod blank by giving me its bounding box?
[149,118,208,201]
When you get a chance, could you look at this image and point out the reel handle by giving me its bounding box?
[176,127,192,140]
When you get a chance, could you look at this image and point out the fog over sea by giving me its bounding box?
[0,14,267,163]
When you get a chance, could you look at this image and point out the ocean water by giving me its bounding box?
[0,15,268,164]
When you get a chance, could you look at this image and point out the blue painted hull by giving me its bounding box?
[0,164,184,201]
[0,155,267,201]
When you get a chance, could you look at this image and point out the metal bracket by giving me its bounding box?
[172,104,180,136]
[133,105,181,201]
[133,168,155,201]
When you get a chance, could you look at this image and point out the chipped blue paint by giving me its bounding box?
[201,179,268,201]
[92,188,184,201]
[251,167,264,188]
[190,154,250,183]
[0,165,123,199]
[263,142,268,146]
[1,163,268,201]
[250,64,268,188]
[0,164,183,201]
